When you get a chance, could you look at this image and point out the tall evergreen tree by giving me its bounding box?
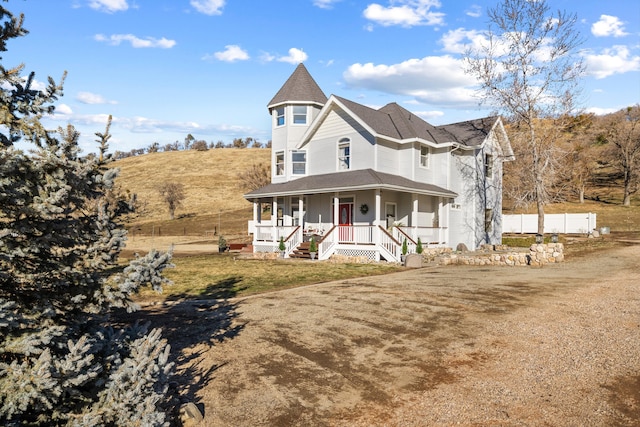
[0,2,175,425]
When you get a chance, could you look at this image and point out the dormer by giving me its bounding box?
[268,63,327,182]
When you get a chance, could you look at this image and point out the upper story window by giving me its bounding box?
[275,151,285,176]
[276,107,285,127]
[484,153,494,178]
[292,106,307,125]
[292,150,306,175]
[420,145,430,168]
[338,138,351,170]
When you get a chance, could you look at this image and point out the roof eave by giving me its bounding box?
[244,183,457,200]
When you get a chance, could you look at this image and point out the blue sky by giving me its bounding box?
[5,0,640,153]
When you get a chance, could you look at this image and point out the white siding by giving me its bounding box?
[306,108,375,175]
[376,140,398,175]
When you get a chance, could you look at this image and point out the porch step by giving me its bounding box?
[289,242,316,259]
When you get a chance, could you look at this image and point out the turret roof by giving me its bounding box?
[267,63,328,109]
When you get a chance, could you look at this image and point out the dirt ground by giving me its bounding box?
[132,241,640,426]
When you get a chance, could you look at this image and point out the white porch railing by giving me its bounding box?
[379,226,401,261]
[337,225,375,244]
[255,225,298,242]
[396,226,446,246]
[318,226,337,260]
[251,223,446,261]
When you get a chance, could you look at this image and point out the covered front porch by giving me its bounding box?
[250,221,447,262]
[245,170,457,262]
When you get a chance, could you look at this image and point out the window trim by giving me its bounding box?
[275,150,285,176]
[291,150,306,175]
[338,138,351,171]
[484,153,494,179]
[292,105,307,125]
[275,107,285,127]
[419,145,430,169]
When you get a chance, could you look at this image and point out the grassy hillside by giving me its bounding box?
[115,148,270,242]
[114,148,639,242]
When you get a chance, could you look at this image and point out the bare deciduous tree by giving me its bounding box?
[158,182,185,219]
[465,0,585,234]
[237,163,271,192]
[561,114,600,203]
[598,105,640,206]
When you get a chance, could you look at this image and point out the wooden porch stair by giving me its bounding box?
[289,241,315,259]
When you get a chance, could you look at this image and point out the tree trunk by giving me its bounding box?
[537,198,545,235]
[579,186,585,204]
[623,169,632,206]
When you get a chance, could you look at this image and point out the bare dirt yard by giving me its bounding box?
[133,242,640,426]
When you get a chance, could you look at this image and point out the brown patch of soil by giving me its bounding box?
[133,243,640,426]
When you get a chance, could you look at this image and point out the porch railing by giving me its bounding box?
[396,226,446,245]
[337,225,375,244]
[255,225,298,242]
[379,226,401,261]
[317,226,337,260]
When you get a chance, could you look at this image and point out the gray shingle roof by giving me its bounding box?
[267,63,328,109]
[333,97,497,146]
[437,116,499,147]
[244,169,457,200]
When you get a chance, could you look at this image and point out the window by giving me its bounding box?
[275,151,285,176]
[420,145,430,168]
[292,105,307,125]
[338,138,351,170]
[485,209,493,233]
[276,107,285,126]
[484,153,494,178]
[291,150,306,175]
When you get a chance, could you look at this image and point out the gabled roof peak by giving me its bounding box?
[267,63,328,109]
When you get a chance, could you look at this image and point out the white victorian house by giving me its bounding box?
[244,64,514,262]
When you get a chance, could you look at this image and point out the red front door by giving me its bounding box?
[338,203,353,241]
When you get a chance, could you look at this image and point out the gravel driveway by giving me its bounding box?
[139,244,640,426]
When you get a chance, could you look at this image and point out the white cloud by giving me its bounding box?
[440,28,487,54]
[77,91,117,105]
[88,0,128,13]
[313,0,341,9]
[363,0,445,28]
[343,56,478,106]
[209,45,250,62]
[54,104,73,116]
[584,45,640,79]
[94,34,176,48]
[591,15,628,38]
[586,106,618,116]
[191,0,225,16]
[414,110,445,120]
[259,52,276,62]
[277,48,308,64]
[465,5,481,18]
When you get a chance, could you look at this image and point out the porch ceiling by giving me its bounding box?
[244,168,457,201]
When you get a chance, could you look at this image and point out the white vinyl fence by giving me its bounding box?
[503,213,597,234]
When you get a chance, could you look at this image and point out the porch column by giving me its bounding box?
[333,193,339,226]
[299,197,304,228]
[375,189,381,245]
[272,198,278,242]
[412,194,419,241]
[443,198,450,245]
[253,201,259,223]
[437,197,445,244]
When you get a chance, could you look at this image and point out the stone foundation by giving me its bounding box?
[436,243,564,267]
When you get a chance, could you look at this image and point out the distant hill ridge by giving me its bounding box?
[115,148,270,226]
